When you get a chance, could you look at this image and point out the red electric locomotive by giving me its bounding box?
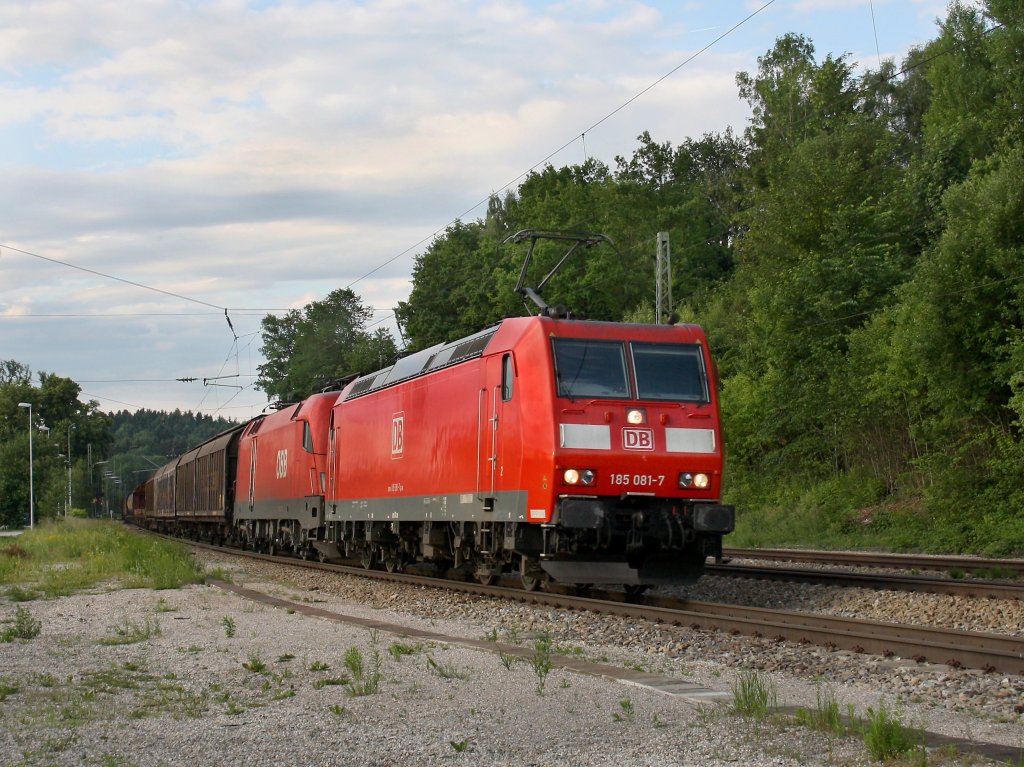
[233,391,338,553]
[325,315,733,587]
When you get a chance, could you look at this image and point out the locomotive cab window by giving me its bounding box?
[302,421,314,453]
[552,339,629,399]
[632,343,709,402]
[502,353,514,401]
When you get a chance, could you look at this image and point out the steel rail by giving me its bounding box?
[184,539,1024,676]
[706,563,1024,600]
[722,547,1024,577]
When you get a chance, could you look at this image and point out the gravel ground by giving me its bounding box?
[0,550,1021,767]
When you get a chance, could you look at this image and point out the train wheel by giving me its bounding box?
[474,570,496,586]
[384,557,402,574]
[360,548,376,570]
[623,584,649,598]
[519,557,543,591]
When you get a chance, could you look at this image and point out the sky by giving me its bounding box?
[1,0,951,419]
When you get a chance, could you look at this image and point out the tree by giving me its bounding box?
[256,289,397,401]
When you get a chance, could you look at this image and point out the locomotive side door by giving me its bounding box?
[247,437,257,513]
[477,352,516,509]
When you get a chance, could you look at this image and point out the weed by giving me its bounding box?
[450,739,470,753]
[499,652,518,670]
[5,585,40,602]
[242,653,267,673]
[613,698,636,723]
[730,669,778,719]
[276,653,295,663]
[531,631,554,696]
[329,703,347,717]
[862,702,919,762]
[949,567,965,580]
[309,660,330,672]
[560,678,571,689]
[272,687,296,700]
[483,628,498,642]
[99,616,161,646]
[555,644,585,656]
[155,597,176,613]
[794,681,844,735]
[1,520,204,595]
[343,645,381,697]
[1,605,42,641]
[388,642,421,661]
[225,701,245,715]
[505,625,522,645]
[312,677,349,689]
[427,656,470,680]
[0,681,19,701]
[221,616,236,638]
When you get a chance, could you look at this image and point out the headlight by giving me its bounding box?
[679,472,710,489]
[626,408,647,425]
[563,468,596,486]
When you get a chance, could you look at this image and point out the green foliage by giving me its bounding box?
[221,616,236,638]
[242,653,267,673]
[794,682,845,735]
[99,616,161,646]
[0,605,42,642]
[530,631,554,696]
[0,519,204,595]
[343,645,382,697]
[257,288,397,401]
[861,703,920,762]
[730,669,778,719]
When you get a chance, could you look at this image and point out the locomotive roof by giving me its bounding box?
[342,316,707,401]
[343,324,499,400]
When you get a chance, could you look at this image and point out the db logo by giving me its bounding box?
[622,427,654,451]
[275,449,288,479]
[391,412,405,458]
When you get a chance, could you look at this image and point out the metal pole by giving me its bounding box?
[66,425,74,517]
[17,403,34,529]
[656,231,671,325]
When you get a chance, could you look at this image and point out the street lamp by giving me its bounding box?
[66,424,75,517]
[16,403,34,529]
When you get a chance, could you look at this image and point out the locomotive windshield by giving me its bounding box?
[552,339,630,399]
[632,342,709,402]
[552,338,709,403]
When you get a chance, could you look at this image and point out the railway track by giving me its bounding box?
[186,539,1024,676]
[707,562,1024,600]
[722,547,1024,577]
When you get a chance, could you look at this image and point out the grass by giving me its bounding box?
[794,682,847,736]
[0,519,204,597]
[99,616,161,646]
[862,703,921,762]
[426,655,470,681]
[730,669,777,719]
[1,605,42,642]
[343,645,381,697]
[530,631,554,696]
[613,698,635,723]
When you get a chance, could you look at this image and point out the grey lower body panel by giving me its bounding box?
[326,490,528,524]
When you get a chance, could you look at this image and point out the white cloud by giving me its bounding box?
[0,0,945,413]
